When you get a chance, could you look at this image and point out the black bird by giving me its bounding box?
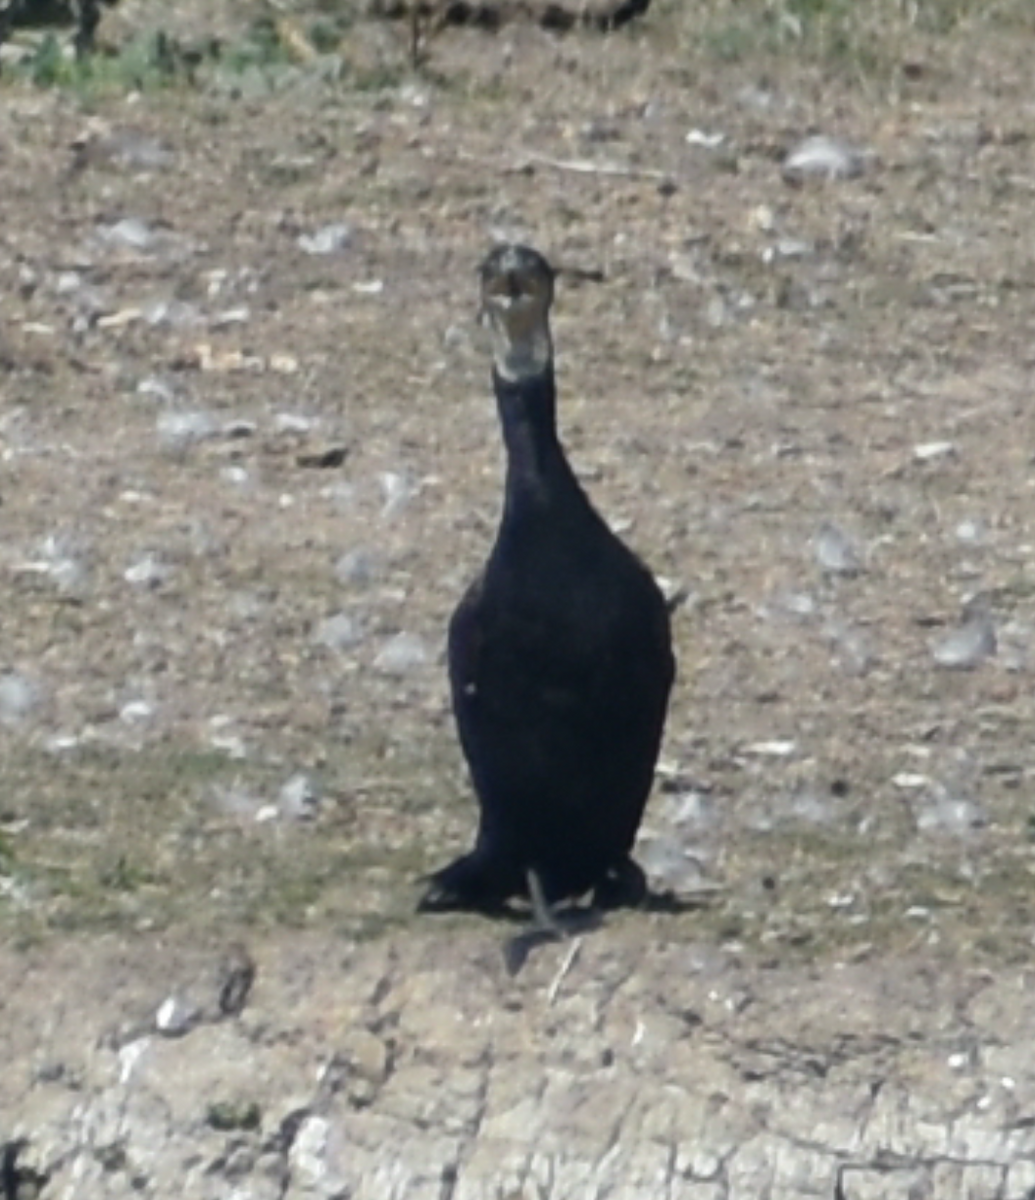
[420,244,675,916]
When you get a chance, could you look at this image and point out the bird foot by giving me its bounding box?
[417,852,514,915]
[592,857,648,910]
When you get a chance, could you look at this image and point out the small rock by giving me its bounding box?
[290,1116,331,1187]
[380,471,415,516]
[823,617,875,675]
[45,733,80,754]
[915,789,986,836]
[124,553,171,588]
[297,223,353,255]
[749,204,777,233]
[314,613,361,651]
[659,789,716,830]
[209,306,251,328]
[782,135,867,183]
[119,700,154,724]
[279,773,320,821]
[955,517,987,544]
[638,836,709,894]
[97,217,157,252]
[155,995,202,1037]
[704,295,730,328]
[745,740,797,757]
[764,590,818,621]
[686,129,726,149]
[373,633,429,674]
[893,773,930,790]
[931,614,996,669]
[137,375,177,403]
[143,298,204,328]
[334,549,378,588]
[778,237,813,259]
[157,410,218,452]
[914,440,957,462]
[53,270,84,295]
[274,412,316,434]
[29,535,88,598]
[813,522,862,575]
[442,323,469,350]
[270,352,300,374]
[0,672,37,726]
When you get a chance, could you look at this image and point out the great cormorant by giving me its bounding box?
[420,244,675,915]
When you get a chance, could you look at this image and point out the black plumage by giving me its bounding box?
[420,245,675,916]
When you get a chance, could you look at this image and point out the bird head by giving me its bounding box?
[479,244,555,382]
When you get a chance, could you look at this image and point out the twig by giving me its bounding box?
[522,151,672,181]
[547,937,583,1005]
[457,147,672,182]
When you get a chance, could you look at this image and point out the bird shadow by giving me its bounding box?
[502,886,715,976]
[502,902,604,977]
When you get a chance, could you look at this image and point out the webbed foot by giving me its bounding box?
[592,856,648,910]
[418,851,516,915]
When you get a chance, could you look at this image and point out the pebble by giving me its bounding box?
[373,633,429,674]
[638,836,709,893]
[380,471,415,517]
[157,410,218,452]
[137,376,178,403]
[914,441,957,462]
[745,740,797,757]
[782,135,867,182]
[297,223,353,256]
[124,553,171,588]
[279,773,320,821]
[915,792,986,836]
[334,549,378,588]
[143,299,204,328]
[119,700,154,724]
[813,522,862,575]
[314,613,361,651]
[97,217,157,252]
[0,672,37,726]
[32,536,88,598]
[931,614,996,669]
[274,412,316,434]
[954,517,987,544]
[155,995,202,1037]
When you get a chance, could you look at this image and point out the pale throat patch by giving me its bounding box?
[487,320,554,382]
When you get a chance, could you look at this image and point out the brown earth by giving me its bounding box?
[2,1,1035,1195]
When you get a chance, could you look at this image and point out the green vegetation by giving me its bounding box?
[1,0,1031,98]
[659,0,1034,74]
[0,741,444,943]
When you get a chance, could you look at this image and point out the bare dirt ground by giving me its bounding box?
[2,1,1035,1195]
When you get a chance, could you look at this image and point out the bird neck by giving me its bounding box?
[494,366,573,509]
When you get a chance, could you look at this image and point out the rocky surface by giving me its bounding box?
[4,932,1035,1198]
